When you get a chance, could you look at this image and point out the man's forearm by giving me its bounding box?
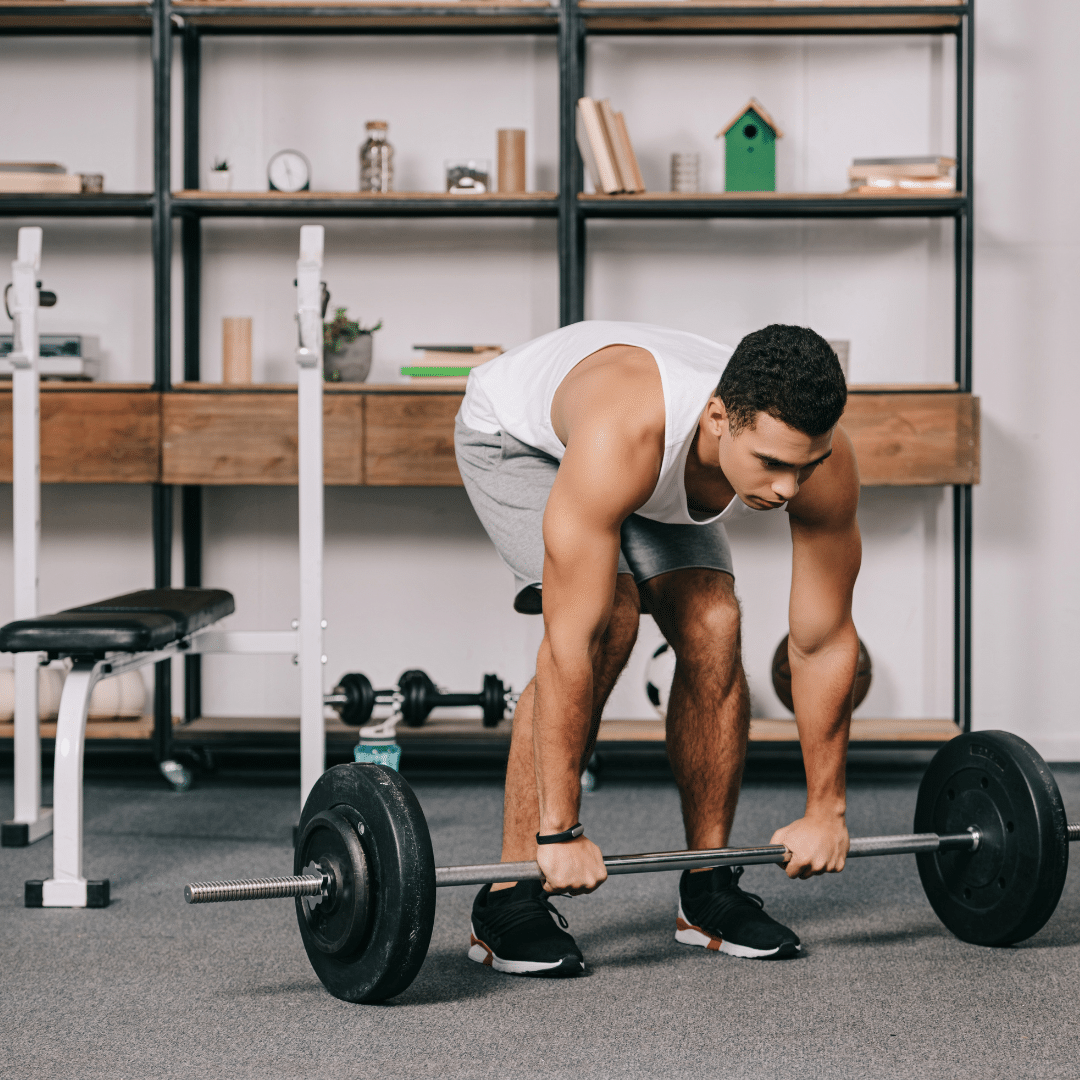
[789,627,858,816]
[533,635,594,833]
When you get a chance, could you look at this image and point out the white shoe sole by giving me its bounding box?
[675,901,801,959]
[468,929,584,976]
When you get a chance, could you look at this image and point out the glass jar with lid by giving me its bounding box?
[359,120,394,193]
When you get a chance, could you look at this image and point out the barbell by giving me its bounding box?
[184,730,1077,1004]
[326,669,513,728]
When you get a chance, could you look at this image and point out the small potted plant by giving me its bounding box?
[207,158,232,192]
[323,307,382,383]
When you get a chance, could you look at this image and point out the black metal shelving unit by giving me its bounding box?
[0,0,974,764]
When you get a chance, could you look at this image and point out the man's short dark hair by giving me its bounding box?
[717,324,847,437]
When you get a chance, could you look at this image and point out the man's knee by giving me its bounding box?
[671,581,741,661]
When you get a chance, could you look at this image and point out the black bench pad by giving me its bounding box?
[0,588,235,655]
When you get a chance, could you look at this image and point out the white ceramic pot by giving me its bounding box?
[207,169,233,192]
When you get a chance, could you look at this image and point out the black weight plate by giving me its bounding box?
[914,730,1068,946]
[335,673,375,727]
[295,764,436,1003]
[295,809,371,956]
[399,669,436,728]
[481,674,505,728]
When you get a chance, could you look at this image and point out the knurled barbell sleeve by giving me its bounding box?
[184,874,328,904]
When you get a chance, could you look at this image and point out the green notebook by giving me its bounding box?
[400,366,474,377]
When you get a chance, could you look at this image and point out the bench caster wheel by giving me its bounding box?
[160,759,193,792]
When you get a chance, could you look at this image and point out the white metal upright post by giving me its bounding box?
[295,225,325,807]
[4,226,52,846]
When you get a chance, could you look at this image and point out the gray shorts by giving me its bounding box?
[455,418,734,613]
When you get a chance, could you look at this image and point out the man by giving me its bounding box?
[454,321,861,975]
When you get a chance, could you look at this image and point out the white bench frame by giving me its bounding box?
[6,225,329,906]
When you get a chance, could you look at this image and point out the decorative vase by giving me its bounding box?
[207,169,232,192]
[324,334,373,383]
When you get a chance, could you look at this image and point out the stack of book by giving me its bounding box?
[0,163,83,194]
[400,345,503,388]
[848,156,956,195]
[576,97,646,195]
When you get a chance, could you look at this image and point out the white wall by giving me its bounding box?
[0,2,1075,756]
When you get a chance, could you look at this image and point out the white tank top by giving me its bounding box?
[459,320,766,527]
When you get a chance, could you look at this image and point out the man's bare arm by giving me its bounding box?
[534,352,663,892]
[771,426,862,878]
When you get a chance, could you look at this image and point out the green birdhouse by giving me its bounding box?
[718,98,783,192]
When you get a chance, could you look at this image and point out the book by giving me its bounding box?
[0,162,65,174]
[849,155,956,180]
[598,100,646,193]
[403,345,502,386]
[853,175,956,194]
[576,98,622,194]
[613,112,646,193]
[0,172,82,194]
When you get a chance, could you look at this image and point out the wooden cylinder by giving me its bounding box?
[497,129,526,194]
[222,317,252,384]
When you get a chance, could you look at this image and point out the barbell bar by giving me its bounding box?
[186,828,990,905]
[182,730,1078,1005]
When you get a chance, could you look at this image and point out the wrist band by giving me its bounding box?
[536,823,585,845]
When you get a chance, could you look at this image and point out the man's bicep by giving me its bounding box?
[540,474,625,655]
[540,433,652,643]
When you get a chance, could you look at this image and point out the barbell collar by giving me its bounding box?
[184,873,328,905]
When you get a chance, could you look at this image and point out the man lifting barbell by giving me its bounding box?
[453,320,860,975]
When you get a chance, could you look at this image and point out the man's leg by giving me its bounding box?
[496,573,640,876]
[642,567,800,959]
[641,567,749,850]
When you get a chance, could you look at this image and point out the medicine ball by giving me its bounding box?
[771,634,872,713]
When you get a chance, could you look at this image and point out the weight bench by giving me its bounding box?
[0,587,234,907]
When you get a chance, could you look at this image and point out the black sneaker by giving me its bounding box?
[468,880,585,977]
[676,865,801,960]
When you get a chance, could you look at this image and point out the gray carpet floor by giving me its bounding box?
[2,765,1080,1080]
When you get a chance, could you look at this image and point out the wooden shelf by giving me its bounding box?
[173,0,559,32]
[843,391,978,486]
[578,0,964,34]
[162,713,960,746]
[0,385,160,484]
[0,714,959,752]
[172,189,559,217]
[595,717,961,743]
[0,1,152,33]
[0,717,154,741]
[0,384,978,487]
[579,191,965,218]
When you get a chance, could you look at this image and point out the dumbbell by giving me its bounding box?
[397,669,510,728]
[185,730,1079,1005]
[325,669,513,729]
[324,673,382,727]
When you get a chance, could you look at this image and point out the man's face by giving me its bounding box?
[715,406,834,509]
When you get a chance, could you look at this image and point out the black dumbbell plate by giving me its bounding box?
[914,730,1069,946]
[294,764,436,1002]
